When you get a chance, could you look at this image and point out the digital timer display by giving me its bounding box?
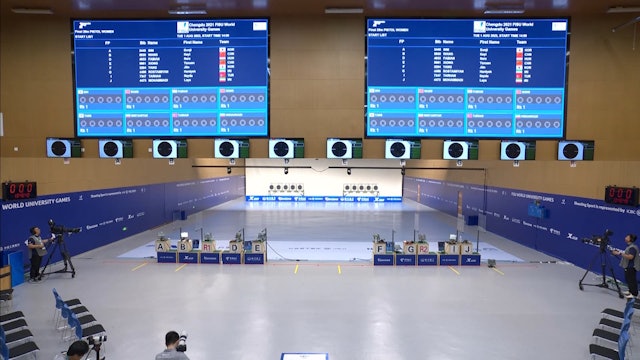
[2,181,38,201]
[604,186,639,207]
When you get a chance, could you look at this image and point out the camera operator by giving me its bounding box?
[53,340,90,360]
[26,226,53,282]
[156,331,190,360]
[612,234,640,299]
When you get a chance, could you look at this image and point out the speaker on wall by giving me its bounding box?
[152,139,187,159]
[214,139,250,159]
[558,141,594,161]
[500,141,536,161]
[99,139,133,159]
[46,138,82,158]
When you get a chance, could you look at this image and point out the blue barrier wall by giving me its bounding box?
[404,176,640,280]
[0,176,245,269]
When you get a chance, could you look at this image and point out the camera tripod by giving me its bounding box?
[39,233,76,280]
[578,245,623,298]
[83,342,105,360]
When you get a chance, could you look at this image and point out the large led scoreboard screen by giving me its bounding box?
[72,19,269,137]
[366,18,570,139]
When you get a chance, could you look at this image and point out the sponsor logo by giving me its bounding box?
[567,233,578,240]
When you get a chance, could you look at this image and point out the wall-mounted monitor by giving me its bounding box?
[327,138,363,159]
[366,18,569,139]
[443,140,479,160]
[47,138,82,158]
[214,138,250,159]
[153,139,187,158]
[269,138,304,159]
[72,19,269,138]
[385,139,421,159]
[558,140,594,161]
[500,140,536,160]
[98,139,133,158]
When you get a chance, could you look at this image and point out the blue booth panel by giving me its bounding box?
[461,254,481,266]
[199,252,220,264]
[373,254,394,266]
[157,252,177,263]
[1,251,23,287]
[417,254,438,266]
[222,253,242,264]
[396,254,416,266]
[178,252,198,264]
[439,254,460,266]
[244,253,265,264]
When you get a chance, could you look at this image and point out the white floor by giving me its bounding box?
[1,198,633,360]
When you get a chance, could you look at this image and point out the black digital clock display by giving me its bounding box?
[604,186,639,207]
[2,181,38,201]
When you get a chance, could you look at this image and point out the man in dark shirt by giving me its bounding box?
[156,331,190,360]
[613,234,640,299]
[26,226,52,282]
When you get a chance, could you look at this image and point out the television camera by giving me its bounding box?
[578,229,623,298]
[85,335,107,360]
[39,219,79,279]
[581,229,614,252]
[48,219,81,235]
[176,331,188,352]
[87,335,107,346]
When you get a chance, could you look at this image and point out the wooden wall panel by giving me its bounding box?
[1,15,639,200]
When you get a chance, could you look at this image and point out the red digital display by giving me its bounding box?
[604,186,639,207]
[2,182,38,201]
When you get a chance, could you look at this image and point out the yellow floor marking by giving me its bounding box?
[338,265,342,274]
[175,264,187,272]
[492,267,505,275]
[131,262,148,271]
[448,266,460,275]
[294,264,299,274]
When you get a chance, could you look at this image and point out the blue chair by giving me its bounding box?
[51,288,83,326]
[67,311,106,341]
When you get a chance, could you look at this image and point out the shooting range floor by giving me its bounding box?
[3,198,635,360]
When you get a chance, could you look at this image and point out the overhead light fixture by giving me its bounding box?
[612,16,640,32]
[606,6,640,13]
[484,8,525,14]
[324,7,364,14]
[11,7,54,15]
[168,6,207,15]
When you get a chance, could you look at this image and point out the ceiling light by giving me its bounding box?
[606,6,640,13]
[168,6,207,15]
[11,8,54,15]
[484,8,525,14]
[324,7,364,14]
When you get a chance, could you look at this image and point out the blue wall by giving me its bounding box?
[404,176,640,281]
[0,176,245,268]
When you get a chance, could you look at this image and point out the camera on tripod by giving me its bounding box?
[176,331,187,352]
[48,219,81,235]
[87,335,107,346]
[581,229,614,252]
